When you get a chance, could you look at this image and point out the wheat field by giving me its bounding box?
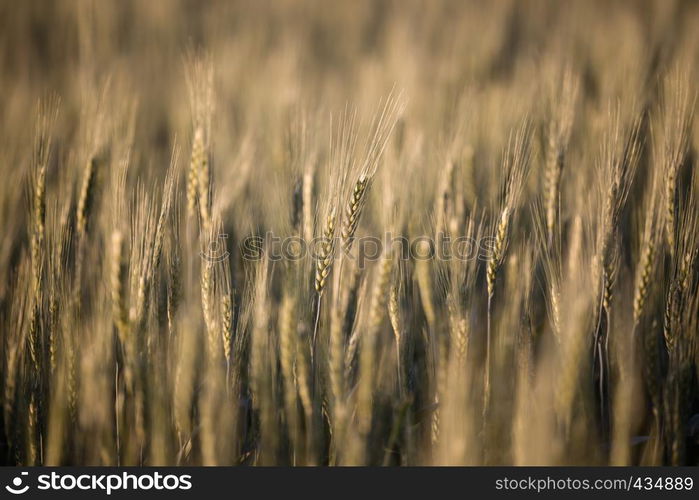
[1,0,698,466]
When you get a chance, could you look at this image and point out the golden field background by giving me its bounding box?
[0,0,698,465]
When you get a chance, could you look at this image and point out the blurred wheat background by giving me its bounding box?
[1,0,698,465]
